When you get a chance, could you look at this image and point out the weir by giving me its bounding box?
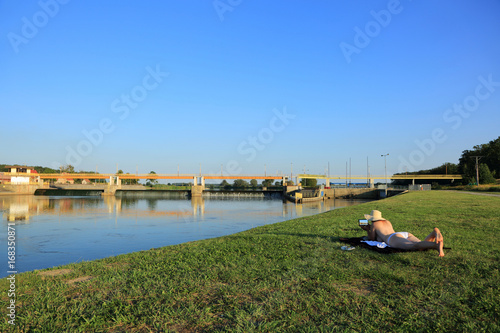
[1,172,454,198]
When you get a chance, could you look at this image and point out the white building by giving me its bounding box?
[5,165,38,184]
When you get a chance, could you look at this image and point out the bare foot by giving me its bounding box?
[435,228,444,257]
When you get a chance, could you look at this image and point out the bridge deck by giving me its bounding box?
[296,174,462,180]
[4,172,462,181]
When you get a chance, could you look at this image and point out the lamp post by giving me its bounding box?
[381,154,389,196]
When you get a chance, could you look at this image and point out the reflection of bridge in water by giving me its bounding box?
[0,195,362,222]
[1,172,462,196]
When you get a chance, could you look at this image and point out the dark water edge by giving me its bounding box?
[34,189,284,199]
[115,190,189,198]
[35,189,104,196]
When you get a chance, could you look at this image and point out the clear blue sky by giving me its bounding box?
[1,0,499,178]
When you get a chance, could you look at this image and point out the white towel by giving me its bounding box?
[361,240,390,248]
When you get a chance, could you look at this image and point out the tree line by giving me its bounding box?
[458,136,499,184]
[394,136,499,185]
[218,179,284,189]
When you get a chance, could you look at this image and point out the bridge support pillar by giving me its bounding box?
[369,179,375,188]
[326,179,330,187]
[191,185,204,197]
[190,176,204,197]
[103,185,118,196]
[116,177,121,186]
[109,176,114,185]
[38,176,43,186]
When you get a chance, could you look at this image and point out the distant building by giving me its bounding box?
[4,165,38,184]
[56,174,75,184]
[82,179,93,185]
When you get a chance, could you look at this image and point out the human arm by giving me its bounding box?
[360,223,377,241]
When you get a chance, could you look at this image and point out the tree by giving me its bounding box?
[116,170,138,185]
[33,166,59,173]
[459,136,500,183]
[483,137,500,177]
[262,179,273,187]
[61,164,75,173]
[250,179,258,187]
[479,163,496,184]
[233,179,249,188]
[123,173,138,185]
[220,180,231,189]
[302,178,317,187]
[392,162,460,186]
[146,171,158,186]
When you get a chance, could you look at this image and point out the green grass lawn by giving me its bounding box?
[1,191,499,332]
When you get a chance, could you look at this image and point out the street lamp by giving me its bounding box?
[381,154,389,196]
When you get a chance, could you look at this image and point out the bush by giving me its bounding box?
[432,182,442,190]
[479,164,496,184]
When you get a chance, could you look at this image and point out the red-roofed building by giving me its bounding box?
[56,173,75,184]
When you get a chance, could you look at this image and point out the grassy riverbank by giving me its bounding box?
[1,191,499,332]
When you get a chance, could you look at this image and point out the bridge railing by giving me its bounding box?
[297,174,462,180]
[202,174,286,180]
[3,172,463,181]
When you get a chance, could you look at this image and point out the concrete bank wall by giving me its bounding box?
[1,184,40,195]
[324,188,379,199]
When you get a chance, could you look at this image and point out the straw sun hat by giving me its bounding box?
[364,210,386,222]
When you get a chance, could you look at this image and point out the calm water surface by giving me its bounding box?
[0,195,371,277]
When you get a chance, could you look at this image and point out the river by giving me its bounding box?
[0,194,372,278]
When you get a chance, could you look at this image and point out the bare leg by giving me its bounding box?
[388,233,444,257]
[407,233,426,252]
[407,233,421,242]
[435,228,444,257]
[423,228,439,242]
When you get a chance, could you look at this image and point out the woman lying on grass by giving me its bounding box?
[360,210,445,257]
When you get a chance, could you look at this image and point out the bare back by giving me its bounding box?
[371,220,396,243]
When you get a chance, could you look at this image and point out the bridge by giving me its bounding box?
[33,173,287,188]
[1,172,462,196]
[1,173,289,196]
[296,174,462,187]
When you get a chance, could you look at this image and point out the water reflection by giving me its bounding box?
[0,195,368,221]
[0,195,371,277]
